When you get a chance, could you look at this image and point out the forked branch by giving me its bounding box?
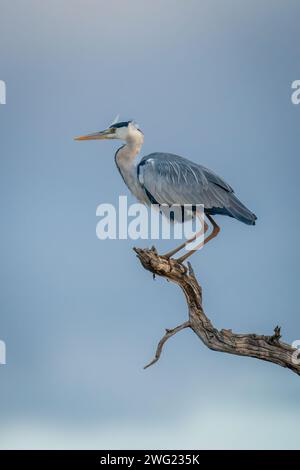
[134,247,300,375]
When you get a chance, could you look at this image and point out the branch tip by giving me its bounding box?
[144,321,190,370]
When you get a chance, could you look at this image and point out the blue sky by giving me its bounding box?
[0,0,299,449]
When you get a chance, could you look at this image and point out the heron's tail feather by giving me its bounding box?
[227,194,257,225]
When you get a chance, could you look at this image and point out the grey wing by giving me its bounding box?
[137,153,232,209]
[137,153,257,225]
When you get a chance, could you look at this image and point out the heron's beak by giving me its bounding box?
[74,128,113,141]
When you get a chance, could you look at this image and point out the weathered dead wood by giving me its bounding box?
[134,247,300,375]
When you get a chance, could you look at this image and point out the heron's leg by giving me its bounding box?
[162,216,208,259]
[176,214,220,263]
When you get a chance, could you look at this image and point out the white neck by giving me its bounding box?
[114,130,147,203]
[124,129,144,157]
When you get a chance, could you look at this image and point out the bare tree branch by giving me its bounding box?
[144,321,190,369]
[134,247,300,376]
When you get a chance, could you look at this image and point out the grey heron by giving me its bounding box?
[75,120,257,262]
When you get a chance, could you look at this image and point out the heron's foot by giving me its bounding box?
[133,247,188,275]
[161,250,179,260]
[161,253,171,260]
[150,245,158,255]
[176,252,193,264]
[161,240,193,260]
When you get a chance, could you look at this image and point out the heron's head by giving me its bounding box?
[74,120,143,142]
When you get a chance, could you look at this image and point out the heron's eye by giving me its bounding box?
[109,127,116,133]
